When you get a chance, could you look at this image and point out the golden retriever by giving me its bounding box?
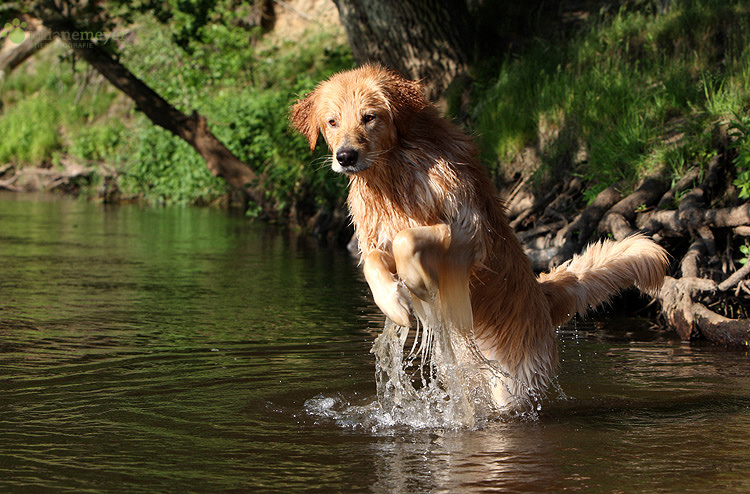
[291,64,669,413]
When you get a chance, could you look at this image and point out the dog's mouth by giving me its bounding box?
[331,147,371,174]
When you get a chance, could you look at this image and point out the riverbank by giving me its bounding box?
[1,1,747,220]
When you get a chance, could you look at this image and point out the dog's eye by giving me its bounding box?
[328,119,337,127]
[362,114,375,124]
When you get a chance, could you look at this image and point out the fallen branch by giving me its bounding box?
[0,158,112,192]
[504,173,533,222]
[523,183,622,270]
[639,203,750,234]
[680,239,704,278]
[537,176,583,224]
[693,306,750,347]
[656,167,700,210]
[510,181,563,229]
[516,219,566,242]
[704,203,750,227]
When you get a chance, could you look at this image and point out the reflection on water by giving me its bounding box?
[2,193,750,493]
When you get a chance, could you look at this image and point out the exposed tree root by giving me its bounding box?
[660,276,750,347]
[522,181,622,270]
[518,149,750,347]
[597,177,669,240]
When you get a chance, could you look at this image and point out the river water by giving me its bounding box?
[2,193,750,493]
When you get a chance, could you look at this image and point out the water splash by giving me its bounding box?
[372,319,482,428]
[306,313,544,430]
[371,314,547,428]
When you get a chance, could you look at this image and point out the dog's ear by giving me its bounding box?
[382,71,429,133]
[290,90,320,150]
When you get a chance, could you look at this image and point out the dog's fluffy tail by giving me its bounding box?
[538,234,669,327]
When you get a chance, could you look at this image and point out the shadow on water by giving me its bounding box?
[1,192,750,493]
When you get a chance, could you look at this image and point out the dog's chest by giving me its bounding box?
[355,203,420,254]
[348,169,464,255]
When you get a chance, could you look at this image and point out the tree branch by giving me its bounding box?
[29,1,274,216]
[0,26,52,75]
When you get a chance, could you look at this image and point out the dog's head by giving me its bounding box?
[290,64,428,174]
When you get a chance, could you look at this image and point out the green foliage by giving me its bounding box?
[69,122,125,162]
[472,0,750,198]
[110,0,248,51]
[0,94,62,165]
[116,10,258,111]
[729,112,750,199]
[119,121,228,204]
[7,0,748,219]
[205,82,347,213]
[0,6,352,210]
[0,42,127,169]
[740,242,749,266]
[111,13,353,208]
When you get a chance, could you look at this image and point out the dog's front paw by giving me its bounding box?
[374,281,413,327]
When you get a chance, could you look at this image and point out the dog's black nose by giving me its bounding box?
[336,148,359,168]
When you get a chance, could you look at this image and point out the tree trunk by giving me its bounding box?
[332,0,471,100]
[29,1,273,217]
[0,25,52,76]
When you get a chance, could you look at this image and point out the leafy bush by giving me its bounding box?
[0,43,126,169]
[205,81,347,213]
[0,5,352,214]
[69,121,126,162]
[113,13,353,209]
[0,94,62,165]
[119,120,228,204]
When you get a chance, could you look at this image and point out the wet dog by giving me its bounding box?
[291,64,668,412]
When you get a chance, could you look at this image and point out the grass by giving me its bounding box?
[472,0,750,200]
[0,94,62,165]
[0,46,123,167]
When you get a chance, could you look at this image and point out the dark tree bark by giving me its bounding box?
[331,0,472,100]
[29,0,273,217]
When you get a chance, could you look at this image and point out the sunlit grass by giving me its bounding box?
[473,0,750,199]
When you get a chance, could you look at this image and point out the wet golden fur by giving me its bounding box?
[291,65,669,412]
